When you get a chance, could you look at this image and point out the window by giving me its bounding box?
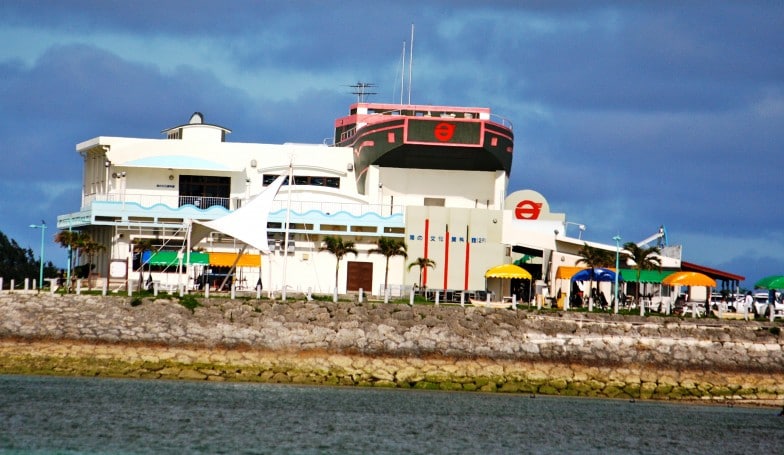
[179,175,230,209]
[263,174,340,189]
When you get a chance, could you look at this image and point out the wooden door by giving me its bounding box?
[346,261,373,292]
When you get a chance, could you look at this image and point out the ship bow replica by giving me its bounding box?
[334,103,513,193]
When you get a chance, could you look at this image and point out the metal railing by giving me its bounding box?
[178,196,230,209]
[82,193,404,217]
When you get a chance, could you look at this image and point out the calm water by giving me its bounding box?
[0,375,782,454]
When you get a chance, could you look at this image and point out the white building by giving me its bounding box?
[58,105,688,303]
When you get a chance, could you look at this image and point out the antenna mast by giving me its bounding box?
[350,82,377,103]
[407,23,414,105]
[400,41,406,105]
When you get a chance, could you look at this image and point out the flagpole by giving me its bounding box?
[282,158,293,301]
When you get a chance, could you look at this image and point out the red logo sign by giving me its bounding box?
[515,200,542,220]
[433,122,456,141]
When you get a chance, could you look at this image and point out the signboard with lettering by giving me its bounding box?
[505,189,566,222]
[406,119,481,145]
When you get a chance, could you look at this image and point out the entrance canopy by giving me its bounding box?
[485,264,532,280]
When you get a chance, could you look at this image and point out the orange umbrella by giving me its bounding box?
[662,271,716,287]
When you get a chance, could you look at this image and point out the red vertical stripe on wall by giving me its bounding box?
[443,225,450,289]
[423,219,430,287]
[464,225,470,290]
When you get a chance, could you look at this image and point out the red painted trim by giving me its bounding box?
[423,219,430,287]
[443,225,450,289]
[464,225,470,290]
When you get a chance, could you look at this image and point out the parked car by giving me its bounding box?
[753,291,783,318]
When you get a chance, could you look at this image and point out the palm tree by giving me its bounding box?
[320,235,358,292]
[54,230,90,292]
[408,257,436,289]
[623,242,661,316]
[368,237,407,293]
[80,239,105,290]
[576,243,615,311]
[131,238,155,292]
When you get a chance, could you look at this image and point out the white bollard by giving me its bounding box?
[127,283,132,297]
[102,278,107,296]
[24,278,29,291]
[435,290,440,306]
[358,288,363,303]
[692,301,697,319]
[33,279,37,290]
[179,285,184,297]
[256,285,261,300]
[460,291,465,307]
[333,286,338,303]
[409,289,414,306]
[10,279,15,293]
[512,294,517,310]
[486,292,491,304]
[153,281,158,297]
[231,283,236,300]
[205,285,210,299]
[76,279,81,295]
[0,277,3,292]
[384,287,389,304]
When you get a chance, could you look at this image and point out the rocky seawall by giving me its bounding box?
[1,293,782,404]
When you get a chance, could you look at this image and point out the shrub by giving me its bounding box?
[178,294,201,313]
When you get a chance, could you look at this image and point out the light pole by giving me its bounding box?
[613,235,621,314]
[564,221,586,240]
[29,220,47,289]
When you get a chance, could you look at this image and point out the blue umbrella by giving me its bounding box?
[571,267,619,282]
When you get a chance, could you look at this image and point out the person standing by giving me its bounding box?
[743,291,753,321]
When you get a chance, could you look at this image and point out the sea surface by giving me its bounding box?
[0,375,781,454]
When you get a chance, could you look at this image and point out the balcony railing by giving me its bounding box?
[82,193,405,217]
[178,196,230,210]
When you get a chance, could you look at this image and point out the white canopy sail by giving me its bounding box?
[189,174,286,254]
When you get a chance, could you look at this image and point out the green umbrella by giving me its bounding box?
[754,275,784,289]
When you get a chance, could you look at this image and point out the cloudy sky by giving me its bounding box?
[1,1,782,287]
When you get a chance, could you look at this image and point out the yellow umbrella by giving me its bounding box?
[662,271,716,287]
[485,264,532,280]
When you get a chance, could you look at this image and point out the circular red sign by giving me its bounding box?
[433,122,456,141]
[514,200,542,220]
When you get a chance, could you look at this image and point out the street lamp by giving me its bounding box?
[613,235,621,314]
[565,222,586,240]
[29,220,47,289]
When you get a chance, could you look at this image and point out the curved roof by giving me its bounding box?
[662,271,716,287]
[485,264,532,279]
